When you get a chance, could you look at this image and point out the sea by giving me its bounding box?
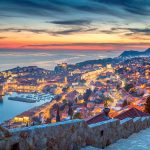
[0,49,123,123]
[0,50,123,71]
[0,93,53,123]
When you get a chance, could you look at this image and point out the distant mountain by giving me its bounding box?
[145,48,150,54]
[76,48,150,67]
[119,48,150,58]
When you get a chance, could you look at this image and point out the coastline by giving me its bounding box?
[0,97,55,127]
[0,93,54,124]
[0,50,123,72]
[0,48,149,126]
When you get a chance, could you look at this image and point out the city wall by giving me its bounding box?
[0,117,150,150]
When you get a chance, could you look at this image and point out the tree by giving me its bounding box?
[62,86,69,92]
[74,97,78,103]
[56,105,60,122]
[47,109,54,124]
[124,83,134,92]
[116,84,120,90]
[83,88,92,102]
[68,104,73,119]
[122,99,128,107]
[55,95,62,102]
[62,99,67,105]
[144,96,150,114]
[80,79,86,83]
[73,112,83,119]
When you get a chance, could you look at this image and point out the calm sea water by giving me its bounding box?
[0,93,53,123]
[0,50,122,123]
[0,50,122,71]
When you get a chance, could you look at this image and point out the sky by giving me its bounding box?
[0,0,150,51]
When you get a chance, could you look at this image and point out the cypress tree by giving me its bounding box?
[56,105,60,122]
[145,96,150,114]
[68,104,73,119]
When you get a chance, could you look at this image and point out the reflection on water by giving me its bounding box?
[0,93,53,123]
[0,96,3,102]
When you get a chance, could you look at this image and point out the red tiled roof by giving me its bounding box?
[86,112,110,124]
[114,107,150,120]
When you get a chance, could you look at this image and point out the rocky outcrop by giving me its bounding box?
[0,117,150,150]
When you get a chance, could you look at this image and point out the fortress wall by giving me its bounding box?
[0,117,150,150]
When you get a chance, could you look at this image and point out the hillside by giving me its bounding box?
[119,48,150,58]
[77,48,150,67]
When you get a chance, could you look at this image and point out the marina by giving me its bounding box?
[8,97,37,103]
[0,92,54,123]
[8,93,54,103]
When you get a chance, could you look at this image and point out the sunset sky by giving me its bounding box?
[0,0,150,51]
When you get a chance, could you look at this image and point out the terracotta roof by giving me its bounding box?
[85,112,110,124]
[114,107,150,120]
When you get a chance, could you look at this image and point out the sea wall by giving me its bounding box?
[0,117,150,150]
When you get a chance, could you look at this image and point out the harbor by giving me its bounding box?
[8,93,54,103]
[0,92,54,123]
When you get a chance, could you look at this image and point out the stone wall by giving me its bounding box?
[0,117,150,150]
